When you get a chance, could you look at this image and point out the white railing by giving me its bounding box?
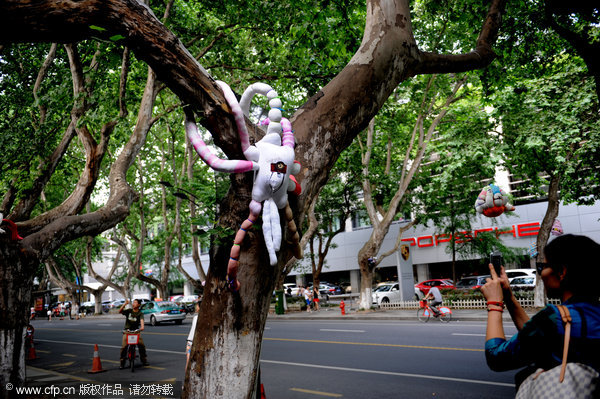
[380,297,561,310]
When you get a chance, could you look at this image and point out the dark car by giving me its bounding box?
[456,275,490,291]
[101,300,112,313]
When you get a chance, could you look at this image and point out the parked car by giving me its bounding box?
[140,301,186,326]
[505,268,536,282]
[414,279,455,297]
[108,299,126,310]
[283,283,300,296]
[101,300,112,313]
[455,275,490,291]
[179,295,199,304]
[510,276,536,290]
[372,282,401,306]
[169,295,184,302]
[80,301,95,315]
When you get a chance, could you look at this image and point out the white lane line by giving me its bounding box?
[260,359,514,388]
[36,339,185,355]
[453,333,513,338]
[320,329,365,333]
[97,324,112,326]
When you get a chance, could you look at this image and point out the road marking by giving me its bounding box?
[102,359,120,364]
[452,333,513,338]
[27,366,93,383]
[35,327,187,336]
[62,353,77,357]
[261,360,514,387]
[97,324,112,326]
[263,337,483,352]
[36,349,51,353]
[290,387,342,397]
[320,329,365,333]
[50,361,75,367]
[36,339,186,355]
[145,365,166,370]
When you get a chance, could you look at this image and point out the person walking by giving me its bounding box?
[481,234,600,391]
[303,287,312,313]
[313,288,320,311]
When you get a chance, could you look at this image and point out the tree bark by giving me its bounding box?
[0,241,34,393]
[533,174,561,307]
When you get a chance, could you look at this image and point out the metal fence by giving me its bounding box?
[380,297,562,310]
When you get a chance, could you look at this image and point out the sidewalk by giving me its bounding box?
[269,307,538,321]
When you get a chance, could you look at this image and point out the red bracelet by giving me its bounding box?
[487,301,505,308]
[487,308,504,313]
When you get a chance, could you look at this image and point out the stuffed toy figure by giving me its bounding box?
[474,184,515,217]
[185,81,301,291]
[551,219,563,236]
[0,212,24,240]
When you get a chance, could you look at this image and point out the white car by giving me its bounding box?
[372,282,401,306]
[179,295,199,304]
[283,283,300,296]
[505,268,536,282]
[510,276,536,290]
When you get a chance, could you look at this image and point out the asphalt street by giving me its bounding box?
[25,314,520,398]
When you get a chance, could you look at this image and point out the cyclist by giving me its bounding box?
[424,285,443,317]
[118,299,149,368]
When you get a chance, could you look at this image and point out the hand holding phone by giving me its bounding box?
[490,251,503,276]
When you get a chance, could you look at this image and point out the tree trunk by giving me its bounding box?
[0,243,35,394]
[533,174,561,307]
[184,187,277,398]
[359,267,374,310]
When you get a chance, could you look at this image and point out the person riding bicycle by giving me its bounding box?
[119,299,149,368]
[425,286,443,317]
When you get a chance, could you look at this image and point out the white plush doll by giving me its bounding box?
[474,184,515,217]
[185,81,301,291]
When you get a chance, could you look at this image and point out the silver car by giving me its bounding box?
[140,301,186,326]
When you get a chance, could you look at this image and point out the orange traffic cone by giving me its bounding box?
[260,383,266,399]
[87,344,106,373]
[27,341,37,360]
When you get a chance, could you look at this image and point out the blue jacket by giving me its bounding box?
[485,297,600,373]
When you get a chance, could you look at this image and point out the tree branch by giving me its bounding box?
[413,0,506,75]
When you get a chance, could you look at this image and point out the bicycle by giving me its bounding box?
[123,329,141,372]
[417,300,452,323]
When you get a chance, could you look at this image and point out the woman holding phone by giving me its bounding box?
[481,234,600,389]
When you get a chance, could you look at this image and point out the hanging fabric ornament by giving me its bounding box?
[474,184,515,217]
[551,219,564,236]
[528,242,538,259]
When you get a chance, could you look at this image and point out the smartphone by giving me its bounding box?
[490,251,503,275]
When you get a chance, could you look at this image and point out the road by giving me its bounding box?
[26,316,518,398]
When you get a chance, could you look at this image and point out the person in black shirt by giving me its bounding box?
[119,299,149,368]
